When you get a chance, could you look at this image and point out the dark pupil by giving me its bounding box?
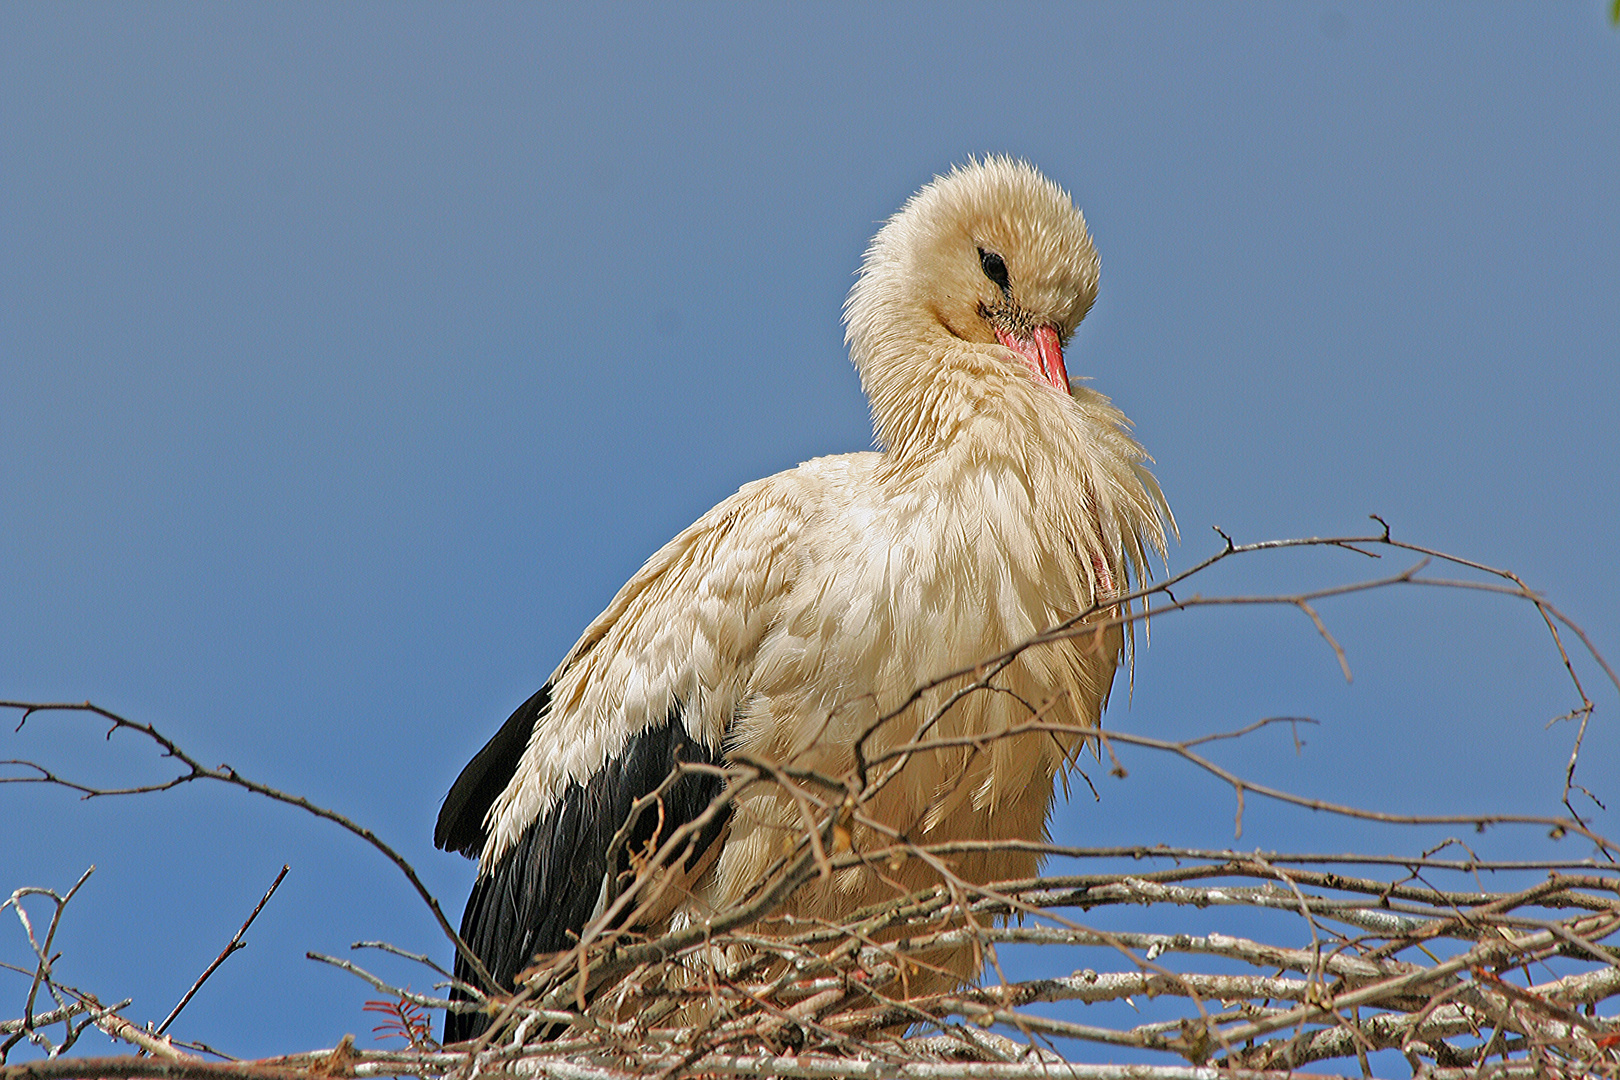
[978,248,1011,292]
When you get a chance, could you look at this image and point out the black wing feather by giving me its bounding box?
[435,684,551,858]
[443,705,727,1043]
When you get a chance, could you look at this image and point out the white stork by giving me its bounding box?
[435,157,1172,1041]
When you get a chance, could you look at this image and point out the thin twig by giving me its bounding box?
[156,865,290,1037]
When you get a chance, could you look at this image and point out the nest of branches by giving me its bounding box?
[4,524,1618,1079]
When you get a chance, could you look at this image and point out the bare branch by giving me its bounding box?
[0,701,498,994]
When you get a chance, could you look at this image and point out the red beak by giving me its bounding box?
[995,325,1070,395]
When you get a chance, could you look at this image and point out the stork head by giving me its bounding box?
[845,157,1101,452]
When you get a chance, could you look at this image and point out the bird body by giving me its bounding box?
[436,158,1172,1041]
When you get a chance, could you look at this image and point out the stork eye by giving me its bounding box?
[978,248,1011,293]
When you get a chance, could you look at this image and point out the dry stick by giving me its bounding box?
[804,838,1620,877]
[0,998,109,1037]
[303,955,465,1014]
[351,941,455,981]
[156,865,290,1038]
[965,717,1616,850]
[90,1000,198,1062]
[0,700,498,996]
[0,1058,307,1080]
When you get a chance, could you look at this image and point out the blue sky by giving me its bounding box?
[3,4,1617,1068]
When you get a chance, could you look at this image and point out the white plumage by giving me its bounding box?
[436,157,1172,1041]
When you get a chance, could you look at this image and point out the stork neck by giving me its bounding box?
[856,323,1043,466]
